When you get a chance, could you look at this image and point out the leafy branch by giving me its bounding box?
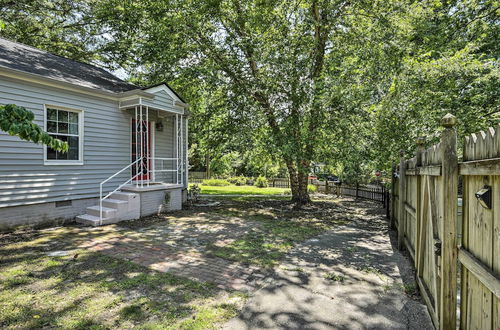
[0,104,68,152]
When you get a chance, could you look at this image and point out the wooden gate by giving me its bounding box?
[459,125,500,329]
[393,114,458,329]
[392,115,500,329]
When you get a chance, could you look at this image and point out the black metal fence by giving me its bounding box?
[339,184,386,202]
[270,178,290,188]
[321,182,390,217]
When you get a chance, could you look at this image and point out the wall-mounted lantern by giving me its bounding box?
[475,185,492,209]
[155,121,164,132]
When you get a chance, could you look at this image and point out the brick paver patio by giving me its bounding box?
[79,211,271,291]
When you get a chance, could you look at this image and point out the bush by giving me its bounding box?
[202,179,230,186]
[307,184,317,193]
[227,176,248,186]
[188,184,201,202]
[254,176,269,188]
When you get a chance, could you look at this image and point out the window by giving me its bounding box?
[45,106,83,164]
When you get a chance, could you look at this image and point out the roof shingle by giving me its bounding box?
[0,37,139,93]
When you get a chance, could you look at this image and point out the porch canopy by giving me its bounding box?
[118,84,188,188]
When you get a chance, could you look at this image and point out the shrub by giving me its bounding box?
[227,176,248,186]
[254,176,269,188]
[307,184,317,193]
[202,179,230,186]
[188,184,201,202]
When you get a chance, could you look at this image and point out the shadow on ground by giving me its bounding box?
[223,199,434,330]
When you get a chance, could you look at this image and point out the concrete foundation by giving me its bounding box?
[121,184,183,217]
[0,197,97,231]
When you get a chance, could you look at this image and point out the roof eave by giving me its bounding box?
[174,100,189,108]
[142,82,187,103]
[0,66,153,100]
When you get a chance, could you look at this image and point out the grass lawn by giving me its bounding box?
[197,184,290,195]
[0,228,243,329]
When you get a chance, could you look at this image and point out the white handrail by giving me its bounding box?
[99,158,141,222]
[98,157,181,224]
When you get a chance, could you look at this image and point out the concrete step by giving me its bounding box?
[110,191,138,202]
[75,214,118,226]
[102,198,128,209]
[86,205,117,218]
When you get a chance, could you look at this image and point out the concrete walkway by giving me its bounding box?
[224,204,434,329]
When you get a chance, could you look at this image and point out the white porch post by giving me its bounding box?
[146,106,149,187]
[180,115,183,186]
[175,114,179,185]
[140,104,143,188]
[185,117,189,187]
[135,105,138,188]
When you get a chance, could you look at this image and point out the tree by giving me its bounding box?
[95,0,394,205]
[0,104,68,151]
[368,0,499,173]
[2,0,497,196]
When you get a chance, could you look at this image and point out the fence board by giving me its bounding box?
[460,123,500,330]
[392,114,459,329]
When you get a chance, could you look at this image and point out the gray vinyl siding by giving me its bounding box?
[0,76,185,209]
[142,90,184,114]
[0,77,118,207]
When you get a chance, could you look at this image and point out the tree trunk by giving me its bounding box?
[287,161,311,206]
[287,162,299,198]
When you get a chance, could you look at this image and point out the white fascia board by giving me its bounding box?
[143,84,189,108]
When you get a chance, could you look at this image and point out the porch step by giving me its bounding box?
[102,198,128,208]
[75,214,119,226]
[86,205,117,218]
[110,191,138,202]
[76,189,140,226]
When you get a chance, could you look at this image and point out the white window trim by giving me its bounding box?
[43,104,84,166]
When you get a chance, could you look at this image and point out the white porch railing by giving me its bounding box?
[99,157,182,223]
[99,158,141,223]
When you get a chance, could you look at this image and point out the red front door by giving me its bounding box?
[132,119,151,181]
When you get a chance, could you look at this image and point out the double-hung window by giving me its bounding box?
[44,106,83,165]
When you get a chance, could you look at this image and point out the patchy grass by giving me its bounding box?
[402,283,418,296]
[0,228,244,329]
[324,272,346,283]
[200,199,350,268]
[207,206,334,268]
[199,185,290,196]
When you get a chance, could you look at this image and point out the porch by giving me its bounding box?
[77,98,188,226]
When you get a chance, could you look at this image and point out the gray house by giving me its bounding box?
[0,37,188,229]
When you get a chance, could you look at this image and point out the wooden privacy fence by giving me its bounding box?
[392,114,499,330]
[460,123,500,330]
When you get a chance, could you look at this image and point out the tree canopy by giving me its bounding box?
[1,0,498,201]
